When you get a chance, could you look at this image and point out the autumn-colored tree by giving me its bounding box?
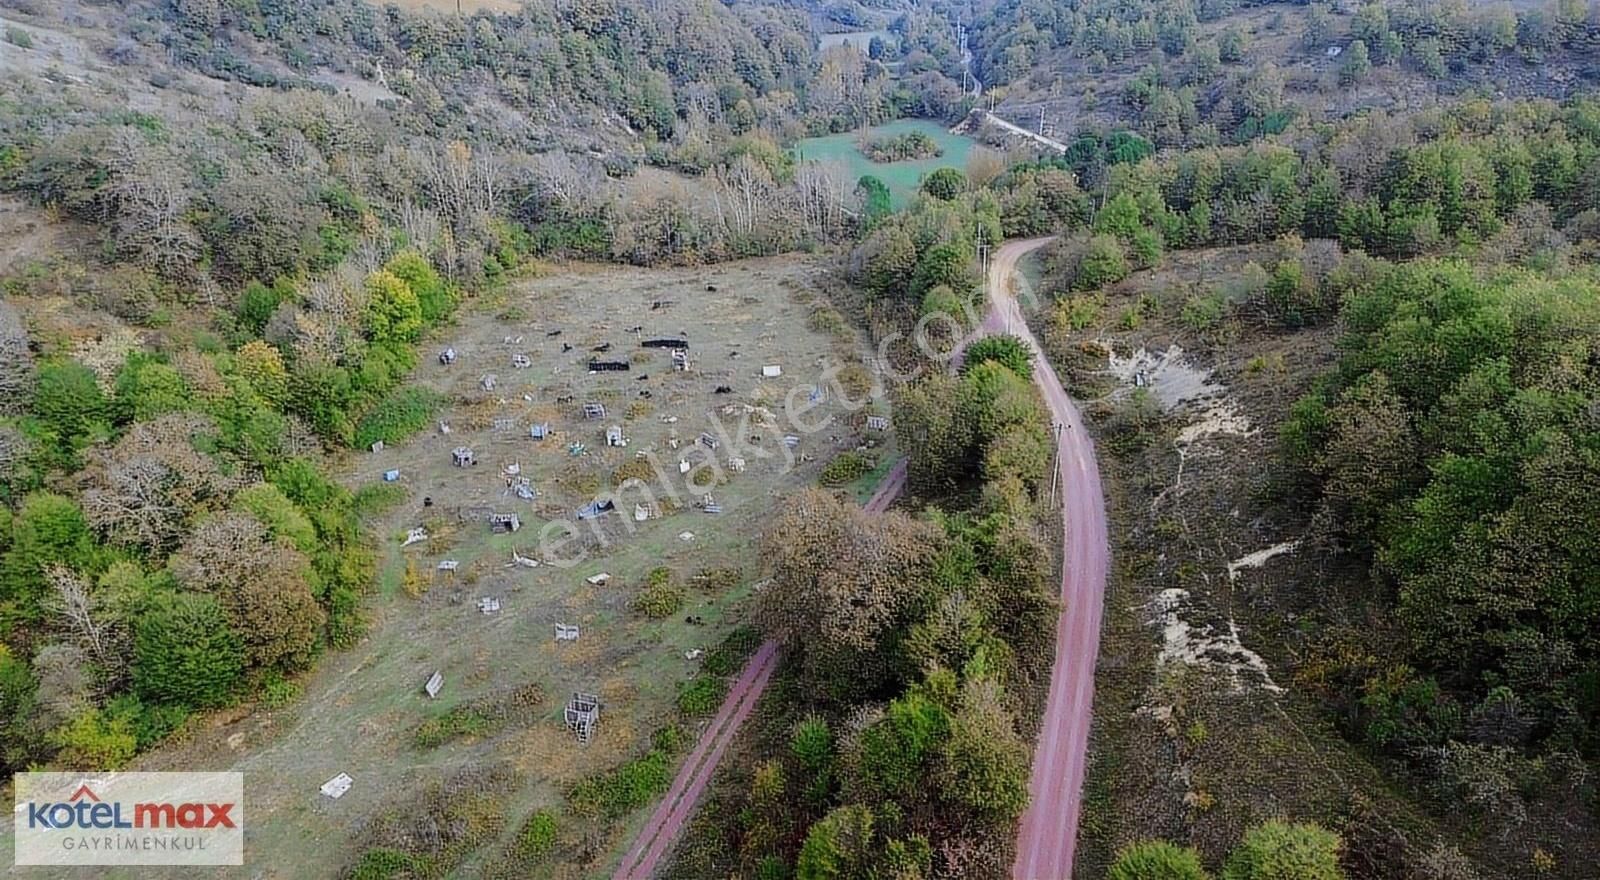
[364,269,423,344]
[234,340,289,407]
[170,511,324,670]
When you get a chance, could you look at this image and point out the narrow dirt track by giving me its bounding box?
[612,458,908,880]
[985,237,1110,880]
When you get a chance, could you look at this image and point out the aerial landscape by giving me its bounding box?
[0,0,1596,879]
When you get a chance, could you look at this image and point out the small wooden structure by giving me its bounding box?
[512,354,532,369]
[370,440,385,453]
[671,349,690,371]
[438,348,456,365]
[698,432,720,450]
[424,671,444,699]
[642,338,689,349]
[588,360,630,372]
[383,469,401,482]
[493,417,516,432]
[437,560,459,574]
[761,364,783,378]
[729,456,746,473]
[605,425,626,447]
[530,423,551,439]
[477,597,502,614]
[783,435,800,449]
[481,374,497,391]
[554,623,580,642]
[582,402,607,419]
[452,447,475,467]
[565,692,601,743]
[489,513,521,533]
[866,415,890,431]
[402,527,428,547]
[320,773,354,799]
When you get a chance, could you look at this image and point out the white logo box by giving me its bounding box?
[13,772,243,866]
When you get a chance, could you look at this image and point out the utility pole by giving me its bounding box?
[1048,422,1066,506]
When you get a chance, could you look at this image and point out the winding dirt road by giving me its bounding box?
[985,237,1110,880]
[612,458,908,880]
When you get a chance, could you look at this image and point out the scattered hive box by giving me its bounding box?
[493,417,516,432]
[489,513,521,533]
[698,432,720,450]
[511,479,535,500]
[402,527,429,547]
[512,354,532,368]
[729,456,746,473]
[565,692,601,743]
[576,499,615,520]
[762,365,783,378]
[511,549,540,568]
[320,773,354,799]
[481,374,497,391]
[605,425,626,447]
[424,671,444,698]
[554,624,580,642]
[588,360,630,372]
[671,349,690,371]
[582,402,607,419]
[634,503,651,522]
[370,440,385,453]
[477,597,502,614]
[530,423,551,439]
[585,572,611,586]
[783,435,800,448]
[438,420,452,435]
[383,469,401,482]
[437,560,459,572]
[642,338,689,349]
[438,348,456,365]
[452,447,475,467]
[866,415,890,431]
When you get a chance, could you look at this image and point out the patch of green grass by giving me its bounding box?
[567,727,682,818]
[354,386,444,449]
[702,625,763,676]
[414,705,499,749]
[634,567,686,618]
[511,809,558,861]
[353,482,409,518]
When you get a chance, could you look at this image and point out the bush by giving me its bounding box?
[819,451,872,487]
[1222,821,1344,880]
[921,167,966,200]
[633,579,686,618]
[511,810,558,862]
[962,335,1033,378]
[1075,235,1130,290]
[1110,841,1211,880]
[353,387,442,450]
[5,26,33,49]
[677,674,726,715]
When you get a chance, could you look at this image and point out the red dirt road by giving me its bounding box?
[985,237,1110,880]
[612,458,908,879]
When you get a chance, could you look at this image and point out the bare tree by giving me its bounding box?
[105,130,203,277]
[44,566,125,685]
[81,413,240,553]
[0,299,34,413]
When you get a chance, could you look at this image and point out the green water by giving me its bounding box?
[794,119,976,209]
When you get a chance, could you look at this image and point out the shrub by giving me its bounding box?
[1222,821,1344,880]
[962,335,1033,378]
[5,26,33,49]
[633,579,686,618]
[1110,841,1211,880]
[511,810,558,862]
[921,167,966,200]
[819,451,872,487]
[677,674,726,715]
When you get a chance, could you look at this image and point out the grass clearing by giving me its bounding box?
[795,120,977,208]
[116,256,887,879]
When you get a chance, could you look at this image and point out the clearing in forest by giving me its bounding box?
[109,256,888,879]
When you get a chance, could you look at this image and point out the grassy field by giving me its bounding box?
[794,119,976,209]
[93,256,887,879]
[817,29,896,52]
